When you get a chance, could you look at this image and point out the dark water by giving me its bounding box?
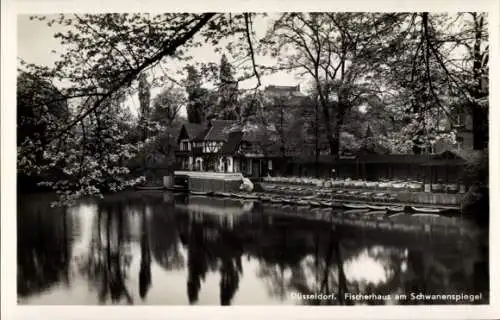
[17,191,489,305]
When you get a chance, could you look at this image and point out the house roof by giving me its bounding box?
[265,85,301,94]
[219,131,244,155]
[193,127,211,141]
[242,129,266,143]
[183,123,205,139]
[203,120,238,141]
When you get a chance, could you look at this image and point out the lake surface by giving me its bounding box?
[17,191,489,305]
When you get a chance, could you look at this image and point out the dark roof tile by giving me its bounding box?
[184,123,205,139]
[219,131,244,155]
[203,120,238,141]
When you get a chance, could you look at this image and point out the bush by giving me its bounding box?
[460,150,488,225]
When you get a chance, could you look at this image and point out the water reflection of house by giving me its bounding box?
[175,120,276,177]
[175,196,254,225]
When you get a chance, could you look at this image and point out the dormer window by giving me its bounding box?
[180,139,190,151]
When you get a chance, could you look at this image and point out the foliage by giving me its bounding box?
[37,96,143,205]
[185,65,210,124]
[17,12,489,203]
[151,85,186,127]
[260,13,404,157]
[17,72,70,184]
[137,73,151,121]
[213,54,240,120]
[18,13,264,203]
[375,13,488,152]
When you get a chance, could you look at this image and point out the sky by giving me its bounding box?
[15,12,487,119]
[17,14,305,118]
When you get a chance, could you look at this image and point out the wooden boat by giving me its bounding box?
[190,191,208,196]
[220,192,232,197]
[386,206,404,213]
[269,197,282,204]
[412,213,441,218]
[309,200,322,207]
[367,204,389,211]
[231,193,245,199]
[410,206,460,216]
[360,191,373,197]
[260,196,272,202]
[303,195,318,200]
[365,210,388,218]
[343,203,369,209]
[388,212,406,218]
[295,200,309,206]
[282,198,294,205]
[243,194,259,200]
[410,206,442,214]
[343,209,370,215]
[136,185,164,190]
[331,201,344,208]
[320,201,333,207]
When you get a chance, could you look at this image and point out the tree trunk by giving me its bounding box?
[334,99,348,157]
[471,13,488,150]
[280,103,286,157]
[315,100,320,178]
[315,82,337,160]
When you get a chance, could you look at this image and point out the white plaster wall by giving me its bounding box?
[194,157,204,171]
[218,156,234,172]
[188,156,194,170]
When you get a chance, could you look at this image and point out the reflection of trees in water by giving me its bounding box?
[255,225,317,302]
[217,228,243,306]
[139,204,152,300]
[18,192,489,305]
[252,220,488,306]
[185,220,216,304]
[180,210,244,305]
[17,197,72,297]
[277,228,355,306]
[177,205,488,306]
[345,245,406,305]
[150,203,185,271]
[78,203,133,304]
[395,240,488,305]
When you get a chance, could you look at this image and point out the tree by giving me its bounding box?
[19,12,488,203]
[262,13,401,159]
[138,73,151,121]
[145,85,187,170]
[151,85,185,127]
[185,65,210,124]
[215,54,240,120]
[373,13,488,153]
[17,72,70,191]
[19,13,263,202]
[137,73,151,140]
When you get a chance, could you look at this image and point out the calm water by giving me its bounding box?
[17,192,489,305]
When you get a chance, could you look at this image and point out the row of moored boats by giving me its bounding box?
[262,176,461,193]
[189,190,460,216]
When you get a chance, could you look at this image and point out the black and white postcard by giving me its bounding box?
[2,0,499,319]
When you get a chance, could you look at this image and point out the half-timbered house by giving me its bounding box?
[175,120,278,177]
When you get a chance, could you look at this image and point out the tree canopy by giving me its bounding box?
[17,12,489,203]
